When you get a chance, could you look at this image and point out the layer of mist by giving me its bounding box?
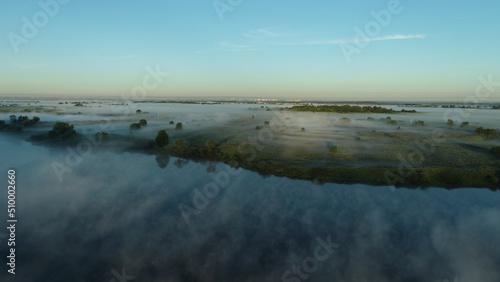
[0,133,499,281]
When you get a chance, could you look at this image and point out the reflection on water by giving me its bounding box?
[1,138,499,282]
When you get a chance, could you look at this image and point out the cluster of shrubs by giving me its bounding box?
[288,105,400,114]
[30,122,78,141]
[0,115,41,133]
[446,120,470,128]
[130,119,148,130]
[167,120,183,129]
[476,127,498,138]
[48,122,77,139]
[152,130,219,160]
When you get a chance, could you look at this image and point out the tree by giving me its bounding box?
[23,119,35,127]
[48,122,76,139]
[52,122,74,135]
[130,123,141,130]
[155,130,169,147]
[460,121,469,128]
[139,119,147,126]
[169,121,174,124]
[175,122,183,129]
[447,119,454,126]
[136,109,142,114]
[32,116,40,123]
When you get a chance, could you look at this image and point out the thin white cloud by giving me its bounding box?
[292,34,427,46]
[215,41,263,51]
[243,27,297,39]
[209,27,426,53]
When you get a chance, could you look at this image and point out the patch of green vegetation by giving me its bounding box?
[476,127,498,138]
[30,122,79,142]
[287,105,413,114]
[328,145,338,154]
[48,122,77,139]
[171,138,187,154]
[130,123,141,130]
[0,124,22,133]
[1,115,43,133]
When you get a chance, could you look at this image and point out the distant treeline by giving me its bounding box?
[286,105,416,114]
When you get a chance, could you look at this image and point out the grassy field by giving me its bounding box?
[3,105,500,189]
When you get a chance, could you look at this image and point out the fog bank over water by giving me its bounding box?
[1,136,499,282]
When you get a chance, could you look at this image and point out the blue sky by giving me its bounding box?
[1,0,499,101]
